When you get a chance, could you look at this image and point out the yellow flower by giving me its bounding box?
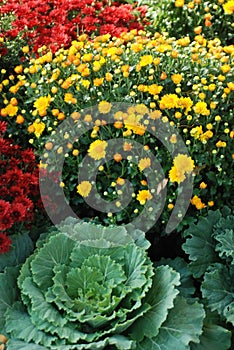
[193,102,210,116]
[139,55,153,67]
[169,166,186,183]
[177,97,193,114]
[159,94,179,109]
[77,181,92,197]
[64,93,77,104]
[34,95,51,116]
[177,37,190,47]
[200,130,213,141]
[81,79,91,89]
[32,121,46,138]
[5,104,18,116]
[138,158,151,171]
[147,84,163,95]
[93,77,104,86]
[175,0,184,7]
[190,126,203,139]
[221,64,231,73]
[174,154,195,173]
[169,154,194,184]
[88,139,108,160]
[200,182,207,189]
[171,74,183,84]
[22,46,29,53]
[124,113,146,135]
[136,190,152,205]
[105,72,113,82]
[135,104,149,115]
[82,53,93,62]
[149,110,162,120]
[223,0,234,14]
[98,101,112,114]
[191,195,206,209]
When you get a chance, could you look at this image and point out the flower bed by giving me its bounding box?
[0,0,233,349]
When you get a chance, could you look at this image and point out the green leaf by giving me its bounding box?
[154,257,195,298]
[129,265,180,342]
[214,229,234,264]
[5,303,58,347]
[138,296,205,350]
[201,263,234,325]
[58,220,133,247]
[31,233,75,290]
[0,266,20,332]
[123,244,152,289]
[0,233,34,272]
[182,211,221,278]
[191,311,232,350]
[6,339,48,350]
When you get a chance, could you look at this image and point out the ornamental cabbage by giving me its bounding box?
[0,219,207,349]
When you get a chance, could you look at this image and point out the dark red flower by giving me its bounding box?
[10,202,27,222]
[0,121,7,134]
[0,212,14,231]
[0,199,11,216]
[0,233,12,254]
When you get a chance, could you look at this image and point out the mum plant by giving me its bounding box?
[0,30,233,233]
[138,0,234,45]
[0,0,148,54]
[0,120,44,262]
[1,218,225,350]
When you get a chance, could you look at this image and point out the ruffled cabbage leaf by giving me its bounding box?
[0,220,206,349]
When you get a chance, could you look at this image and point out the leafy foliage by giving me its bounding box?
[0,219,209,350]
[183,208,234,330]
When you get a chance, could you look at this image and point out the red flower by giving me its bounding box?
[0,212,14,231]
[10,202,27,222]
[0,199,11,216]
[0,233,12,254]
[0,121,7,134]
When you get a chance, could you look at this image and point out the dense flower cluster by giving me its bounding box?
[142,0,234,46]
[0,29,233,229]
[0,0,148,54]
[0,121,40,253]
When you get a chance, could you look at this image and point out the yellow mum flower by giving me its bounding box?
[169,166,186,183]
[5,104,18,116]
[138,158,151,172]
[223,0,234,14]
[135,104,149,115]
[139,55,153,67]
[169,154,194,183]
[193,102,210,116]
[88,139,108,160]
[191,195,206,209]
[98,101,112,114]
[159,94,179,109]
[64,93,77,104]
[148,110,162,120]
[171,74,183,84]
[81,79,91,89]
[190,126,203,139]
[175,0,184,7]
[32,121,45,138]
[136,190,152,205]
[147,84,163,95]
[174,154,195,173]
[93,78,104,86]
[77,181,92,197]
[177,97,193,114]
[34,95,51,115]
